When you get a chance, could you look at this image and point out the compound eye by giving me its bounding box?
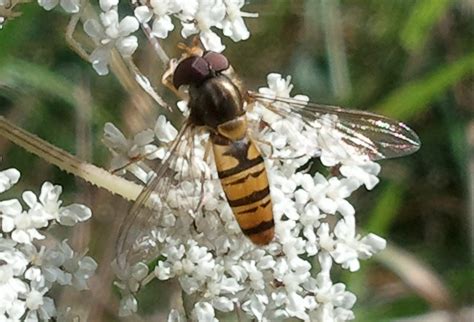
[203,51,229,73]
[173,56,210,89]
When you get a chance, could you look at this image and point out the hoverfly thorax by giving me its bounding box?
[188,76,245,130]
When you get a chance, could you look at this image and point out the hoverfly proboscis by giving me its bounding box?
[115,46,420,269]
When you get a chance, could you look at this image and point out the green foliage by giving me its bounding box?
[374,52,474,120]
[365,182,405,235]
[400,0,452,53]
[0,58,78,106]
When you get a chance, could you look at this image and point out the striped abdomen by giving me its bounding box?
[212,135,274,245]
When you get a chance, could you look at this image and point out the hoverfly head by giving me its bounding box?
[173,52,230,89]
[173,56,210,89]
[202,51,229,74]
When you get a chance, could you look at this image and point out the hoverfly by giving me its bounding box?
[116,45,420,268]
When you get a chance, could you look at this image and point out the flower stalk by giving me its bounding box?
[0,116,142,202]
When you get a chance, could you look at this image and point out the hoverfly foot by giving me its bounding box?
[177,37,204,58]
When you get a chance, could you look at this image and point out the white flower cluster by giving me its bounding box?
[0,168,97,321]
[1,0,388,319]
[84,0,255,75]
[134,0,256,52]
[83,0,140,75]
[5,0,254,75]
[103,114,177,183]
[107,74,386,321]
[37,0,79,14]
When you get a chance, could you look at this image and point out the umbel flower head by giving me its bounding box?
[0,0,415,320]
[78,0,257,75]
[108,74,387,322]
[0,168,97,321]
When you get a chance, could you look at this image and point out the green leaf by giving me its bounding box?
[365,182,404,235]
[0,58,77,107]
[373,52,474,120]
[400,0,451,52]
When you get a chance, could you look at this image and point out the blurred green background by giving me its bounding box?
[0,0,472,321]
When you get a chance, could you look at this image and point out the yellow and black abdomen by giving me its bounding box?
[212,135,274,245]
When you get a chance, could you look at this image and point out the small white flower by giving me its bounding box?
[114,261,148,317]
[22,239,98,292]
[331,217,386,272]
[23,287,56,321]
[0,247,28,278]
[259,73,309,102]
[25,289,44,311]
[99,0,118,12]
[0,200,47,244]
[180,0,227,52]
[151,15,174,38]
[0,168,20,193]
[339,161,381,190]
[22,244,71,287]
[193,301,218,322]
[67,255,97,290]
[147,0,177,38]
[22,182,91,226]
[113,260,150,299]
[37,0,80,13]
[198,29,226,52]
[242,291,268,321]
[154,115,178,143]
[221,0,256,42]
[0,248,28,318]
[103,122,159,182]
[5,301,28,320]
[59,240,97,290]
[134,6,153,24]
[168,309,185,322]
[118,293,138,317]
[84,10,139,75]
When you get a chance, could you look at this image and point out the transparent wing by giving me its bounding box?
[116,123,205,269]
[249,92,421,160]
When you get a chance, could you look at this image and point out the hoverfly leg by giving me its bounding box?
[110,158,142,175]
[164,39,205,100]
[110,147,158,174]
[190,209,198,231]
[162,58,183,98]
[177,37,204,57]
[193,173,206,214]
[253,137,274,158]
[275,153,306,161]
[254,138,305,160]
[192,140,212,214]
